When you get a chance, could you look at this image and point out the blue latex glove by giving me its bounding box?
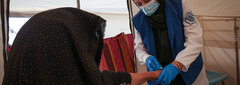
[148,81,158,85]
[145,56,162,72]
[145,56,162,85]
[155,64,180,85]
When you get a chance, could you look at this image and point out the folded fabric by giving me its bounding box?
[118,34,134,73]
[99,53,109,72]
[107,39,126,72]
[99,32,135,73]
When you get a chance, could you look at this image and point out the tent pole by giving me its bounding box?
[126,0,135,38]
[126,0,138,73]
[76,0,80,9]
[234,17,239,85]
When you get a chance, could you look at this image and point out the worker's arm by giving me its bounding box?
[134,28,151,65]
[174,0,203,72]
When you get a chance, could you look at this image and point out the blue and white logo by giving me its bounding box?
[185,10,196,25]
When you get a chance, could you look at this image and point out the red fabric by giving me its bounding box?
[117,35,134,73]
[99,53,109,72]
[8,44,11,52]
[99,32,135,73]
[125,34,134,62]
[107,39,126,72]
[102,44,115,71]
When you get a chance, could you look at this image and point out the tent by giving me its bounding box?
[1,0,240,84]
[0,0,9,84]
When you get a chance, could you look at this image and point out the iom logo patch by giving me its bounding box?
[185,10,196,25]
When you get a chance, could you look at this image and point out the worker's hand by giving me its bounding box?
[155,64,180,85]
[145,56,162,85]
[147,70,162,85]
[148,80,158,85]
[145,56,162,72]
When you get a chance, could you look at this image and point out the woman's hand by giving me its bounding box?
[152,70,162,81]
[130,73,146,85]
[130,70,162,85]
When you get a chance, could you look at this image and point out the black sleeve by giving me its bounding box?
[101,71,132,85]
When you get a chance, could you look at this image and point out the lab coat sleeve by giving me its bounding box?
[174,0,203,72]
[134,28,151,65]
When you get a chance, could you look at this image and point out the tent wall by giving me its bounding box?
[0,0,9,84]
[9,0,77,17]
[94,13,131,38]
[198,16,240,85]
[188,0,240,16]
[9,0,130,17]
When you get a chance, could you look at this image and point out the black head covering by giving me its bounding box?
[3,7,107,85]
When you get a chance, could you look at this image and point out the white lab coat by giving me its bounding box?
[134,0,209,84]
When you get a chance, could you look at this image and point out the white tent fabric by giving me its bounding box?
[188,0,240,16]
[9,0,131,39]
[187,0,240,84]
[198,16,240,85]
[128,0,240,85]
[80,0,128,14]
[0,0,9,84]
[10,0,77,17]
[10,0,129,17]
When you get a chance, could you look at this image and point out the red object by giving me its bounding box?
[8,44,11,52]
[125,34,134,62]
[99,53,109,71]
[99,32,135,73]
[107,39,126,72]
[102,44,115,71]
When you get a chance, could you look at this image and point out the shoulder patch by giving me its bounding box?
[185,10,196,25]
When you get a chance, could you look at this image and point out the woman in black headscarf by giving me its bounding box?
[3,8,161,85]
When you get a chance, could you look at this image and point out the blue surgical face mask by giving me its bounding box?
[140,0,160,16]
